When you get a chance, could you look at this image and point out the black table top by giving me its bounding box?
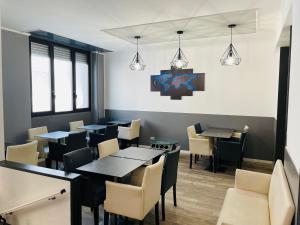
[107,120,131,126]
[199,128,234,139]
[111,147,165,161]
[79,124,107,131]
[35,131,76,141]
[76,156,147,178]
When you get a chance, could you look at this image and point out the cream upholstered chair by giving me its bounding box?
[28,126,49,163]
[98,138,120,159]
[69,120,84,132]
[187,125,214,170]
[104,155,165,225]
[6,141,39,165]
[118,119,141,147]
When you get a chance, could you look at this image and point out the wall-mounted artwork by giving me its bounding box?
[151,67,205,100]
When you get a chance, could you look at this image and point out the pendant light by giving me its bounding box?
[220,24,241,66]
[129,36,146,71]
[171,31,189,69]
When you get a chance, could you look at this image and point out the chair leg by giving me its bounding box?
[114,214,118,225]
[93,206,99,225]
[56,160,58,169]
[161,194,165,221]
[209,156,213,172]
[173,184,177,207]
[194,154,197,164]
[104,210,109,225]
[45,158,51,168]
[139,220,144,225]
[137,138,139,147]
[155,202,160,225]
[190,154,193,169]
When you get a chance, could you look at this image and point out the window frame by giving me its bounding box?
[29,37,91,117]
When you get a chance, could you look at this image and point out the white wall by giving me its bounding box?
[105,25,280,118]
[0,10,5,160]
[286,0,300,169]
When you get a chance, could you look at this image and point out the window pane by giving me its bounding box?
[54,46,73,112]
[75,53,89,109]
[31,43,52,113]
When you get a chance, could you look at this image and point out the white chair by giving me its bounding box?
[69,120,84,132]
[104,155,165,225]
[6,141,39,165]
[187,125,214,170]
[118,119,141,147]
[97,138,120,159]
[28,126,49,164]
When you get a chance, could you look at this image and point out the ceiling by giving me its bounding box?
[103,9,257,44]
[0,0,282,51]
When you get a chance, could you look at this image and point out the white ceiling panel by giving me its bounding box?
[102,9,257,44]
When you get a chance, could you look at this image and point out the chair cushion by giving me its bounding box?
[217,188,270,225]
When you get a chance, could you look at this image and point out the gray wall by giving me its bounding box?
[2,30,32,144]
[1,30,105,142]
[31,112,92,132]
[106,109,276,161]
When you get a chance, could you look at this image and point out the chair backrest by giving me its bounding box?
[6,141,39,165]
[67,131,87,152]
[28,126,48,153]
[69,120,84,132]
[63,148,93,173]
[161,146,181,194]
[194,123,203,134]
[232,125,249,139]
[243,125,249,133]
[98,138,119,159]
[98,117,109,125]
[268,160,295,225]
[142,155,165,215]
[187,125,197,138]
[89,132,105,148]
[28,126,48,140]
[130,119,141,138]
[105,124,118,139]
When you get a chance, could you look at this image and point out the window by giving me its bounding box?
[30,42,52,113]
[30,38,90,116]
[54,46,73,112]
[75,53,89,109]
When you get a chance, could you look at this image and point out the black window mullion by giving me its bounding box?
[71,49,76,111]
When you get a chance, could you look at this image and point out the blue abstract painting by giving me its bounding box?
[151,67,205,100]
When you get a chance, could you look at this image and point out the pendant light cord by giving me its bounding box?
[178,33,181,49]
[230,27,232,44]
[136,38,139,53]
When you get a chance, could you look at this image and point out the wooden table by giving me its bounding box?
[79,124,107,132]
[199,128,234,139]
[76,156,146,178]
[111,147,165,162]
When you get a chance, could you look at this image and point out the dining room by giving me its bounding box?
[0,0,299,225]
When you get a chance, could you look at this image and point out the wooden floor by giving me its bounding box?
[82,152,273,225]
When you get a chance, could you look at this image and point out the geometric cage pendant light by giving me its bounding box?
[220,24,241,66]
[129,35,146,71]
[171,31,189,69]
